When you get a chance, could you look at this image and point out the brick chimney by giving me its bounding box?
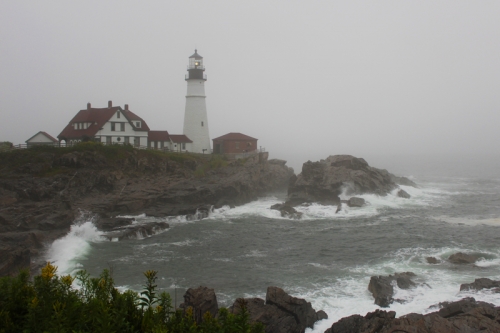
[87,102,91,110]
[108,100,112,108]
[124,104,129,111]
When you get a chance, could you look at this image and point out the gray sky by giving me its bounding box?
[1,1,499,172]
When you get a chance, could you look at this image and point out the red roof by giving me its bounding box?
[149,130,170,141]
[58,106,150,140]
[169,134,193,143]
[212,132,257,141]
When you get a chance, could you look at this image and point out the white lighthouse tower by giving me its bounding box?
[183,49,211,154]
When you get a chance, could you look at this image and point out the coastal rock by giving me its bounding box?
[460,278,500,292]
[179,286,218,324]
[231,286,327,333]
[368,272,416,307]
[325,298,500,333]
[286,155,400,207]
[390,174,418,188]
[347,197,365,207]
[397,189,411,199]
[325,309,396,333]
[426,256,439,264]
[96,217,135,231]
[270,203,303,219]
[448,252,478,264]
[103,222,169,241]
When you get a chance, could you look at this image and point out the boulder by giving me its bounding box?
[270,203,303,219]
[460,278,500,292]
[231,287,327,333]
[426,256,439,264]
[179,286,218,324]
[448,252,478,264]
[286,155,398,207]
[347,197,365,207]
[325,309,396,333]
[397,189,411,199]
[368,272,416,307]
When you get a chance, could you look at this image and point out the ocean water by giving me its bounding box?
[46,155,500,332]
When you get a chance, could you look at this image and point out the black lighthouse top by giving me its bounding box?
[186,49,206,81]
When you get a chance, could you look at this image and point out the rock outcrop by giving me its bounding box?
[368,272,417,307]
[0,146,294,276]
[270,203,303,219]
[325,297,500,333]
[460,278,500,292]
[179,286,219,324]
[286,155,411,207]
[231,286,327,333]
[448,252,479,264]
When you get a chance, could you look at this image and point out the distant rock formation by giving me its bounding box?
[286,155,413,207]
[460,278,500,292]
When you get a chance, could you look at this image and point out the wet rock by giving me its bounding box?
[460,278,500,292]
[368,272,416,307]
[270,203,303,219]
[103,222,169,241]
[179,286,218,324]
[231,287,327,333]
[426,256,439,264]
[347,197,365,207]
[286,155,398,207]
[448,252,478,264]
[326,297,500,333]
[96,217,135,231]
[397,189,411,198]
[390,174,418,188]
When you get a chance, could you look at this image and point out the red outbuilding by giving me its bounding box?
[212,132,258,154]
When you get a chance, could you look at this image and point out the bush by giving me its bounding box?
[0,263,264,333]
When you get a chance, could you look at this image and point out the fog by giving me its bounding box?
[1,1,499,174]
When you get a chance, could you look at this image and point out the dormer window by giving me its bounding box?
[136,121,141,128]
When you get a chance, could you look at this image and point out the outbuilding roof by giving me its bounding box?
[169,134,193,143]
[212,132,257,141]
[149,130,170,141]
[26,131,58,143]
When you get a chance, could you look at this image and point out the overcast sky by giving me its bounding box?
[1,1,499,172]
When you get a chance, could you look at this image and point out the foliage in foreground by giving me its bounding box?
[0,263,264,333]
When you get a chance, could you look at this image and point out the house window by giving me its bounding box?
[124,136,129,144]
[120,123,125,131]
[117,111,120,118]
[134,137,140,147]
[78,123,81,130]
[182,143,186,150]
[136,121,141,128]
[235,142,239,149]
[111,123,115,131]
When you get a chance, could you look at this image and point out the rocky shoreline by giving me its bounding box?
[179,277,500,333]
[0,146,294,276]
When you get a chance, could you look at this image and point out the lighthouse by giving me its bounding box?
[183,49,211,154]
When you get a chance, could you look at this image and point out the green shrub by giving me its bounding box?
[0,263,264,333]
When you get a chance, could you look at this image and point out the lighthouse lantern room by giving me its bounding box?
[183,49,211,154]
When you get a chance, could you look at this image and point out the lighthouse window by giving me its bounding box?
[201,121,204,127]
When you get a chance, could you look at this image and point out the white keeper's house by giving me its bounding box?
[57,101,192,152]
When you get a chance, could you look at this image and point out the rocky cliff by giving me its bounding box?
[0,144,294,276]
